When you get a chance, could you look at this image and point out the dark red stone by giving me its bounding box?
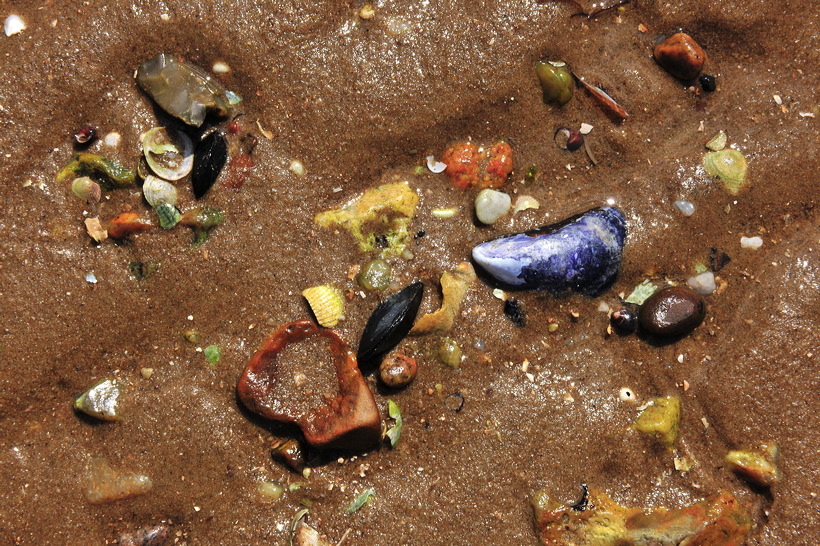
[638,286,706,337]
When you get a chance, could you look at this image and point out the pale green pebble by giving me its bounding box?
[74,379,122,421]
[204,345,221,365]
[155,202,181,229]
[357,258,391,290]
[437,338,462,368]
[256,481,284,502]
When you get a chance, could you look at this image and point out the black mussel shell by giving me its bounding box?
[192,130,228,199]
[357,282,423,371]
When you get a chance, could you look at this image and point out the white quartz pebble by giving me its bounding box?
[674,200,695,216]
[4,15,25,36]
[687,271,716,296]
[740,236,763,250]
[475,189,511,225]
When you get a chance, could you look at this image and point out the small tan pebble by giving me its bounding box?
[140,368,154,379]
[379,350,417,388]
[84,217,108,242]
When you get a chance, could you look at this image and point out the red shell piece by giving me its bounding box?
[441,141,480,189]
[483,141,513,188]
[107,212,155,239]
[223,152,255,189]
[237,320,382,450]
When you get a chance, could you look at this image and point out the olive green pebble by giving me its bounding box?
[357,258,391,290]
[437,337,462,368]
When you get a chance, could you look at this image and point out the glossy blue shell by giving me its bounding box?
[471,207,626,296]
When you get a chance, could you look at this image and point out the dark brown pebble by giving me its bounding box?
[611,304,639,333]
[639,286,706,337]
[118,524,169,546]
[653,33,707,80]
[379,350,417,388]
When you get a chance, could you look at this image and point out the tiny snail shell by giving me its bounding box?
[142,175,178,207]
[71,176,102,203]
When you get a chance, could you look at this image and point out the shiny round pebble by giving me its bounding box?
[378,351,417,388]
[653,32,708,80]
[357,258,391,291]
[638,286,705,337]
[610,305,639,333]
[475,188,511,224]
[674,200,695,216]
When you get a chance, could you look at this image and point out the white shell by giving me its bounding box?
[4,15,25,36]
[142,127,194,181]
[143,175,178,207]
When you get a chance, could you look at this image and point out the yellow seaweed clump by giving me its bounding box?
[410,262,477,336]
[531,488,751,545]
[314,181,419,256]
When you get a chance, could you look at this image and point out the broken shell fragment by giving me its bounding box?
[471,207,626,296]
[302,285,345,328]
[535,61,573,106]
[192,130,228,199]
[237,320,381,450]
[142,126,194,180]
[74,378,122,421]
[85,457,153,504]
[142,175,178,207]
[358,282,423,369]
[653,32,708,80]
[554,127,584,151]
[725,443,780,487]
[411,262,476,336]
[136,53,234,127]
[71,177,102,203]
[704,149,748,195]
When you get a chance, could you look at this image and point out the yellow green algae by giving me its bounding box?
[314,181,419,256]
[632,396,681,448]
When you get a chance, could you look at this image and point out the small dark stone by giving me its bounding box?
[414,229,426,239]
[709,247,731,272]
[611,304,639,333]
[504,298,526,327]
[638,286,706,337]
[699,74,717,92]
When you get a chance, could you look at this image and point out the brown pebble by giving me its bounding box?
[639,286,705,337]
[653,33,707,80]
[379,350,417,388]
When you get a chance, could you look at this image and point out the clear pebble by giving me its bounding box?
[4,15,25,36]
[687,271,716,296]
[674,200,695,216]
[85,273,98,284]
[740,236,763,249]
[475,189,511,224]
[426,155,447,173]
[597,301,610,313]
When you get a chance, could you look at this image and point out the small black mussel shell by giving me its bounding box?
[192,130,228,199]
[357,282,423,371]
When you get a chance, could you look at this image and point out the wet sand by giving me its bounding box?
[0,0,817,543]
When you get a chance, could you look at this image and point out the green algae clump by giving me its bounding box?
[314,181,419,256]
[633,396,681,448]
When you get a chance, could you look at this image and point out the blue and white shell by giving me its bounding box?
[471,207,626,296]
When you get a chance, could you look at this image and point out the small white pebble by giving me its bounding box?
[674,200,695,216]
[140,368,154,379]
[288,159,305,176]
[160,13,171,22]
[687,271,716,296]
[431,208,458,218]
[4,14,25,36]
[740,236,763,250]
[187,315,194,321]
[677,354,685,364]
[212,61,231,74]
[475,189,511,225]
[619,387,637,403]
[426,155,447,173]
[597,301,610,313]
[492,288,508,301]
[773,94,783,105]
[85,273,98,284]
[103,132,121,147]
[579,123,594,135]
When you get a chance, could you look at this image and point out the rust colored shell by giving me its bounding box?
[237,320,381,450]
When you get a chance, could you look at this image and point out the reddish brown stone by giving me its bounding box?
[639,286,706,337]
[237,320,381,450]
[654,33,708,80]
